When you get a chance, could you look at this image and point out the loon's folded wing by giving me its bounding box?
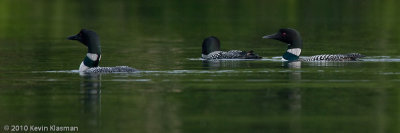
[301,53,365,61]
[84,66,137,73]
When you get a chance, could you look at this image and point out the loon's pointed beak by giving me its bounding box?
[67,34,79,40]
[262,33,279,39]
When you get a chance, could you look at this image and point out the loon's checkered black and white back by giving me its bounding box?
[300,53,365,61]
[203,50,261,59]
[83,66,137,73]
[204,50,244,59]
[201,36,262,59]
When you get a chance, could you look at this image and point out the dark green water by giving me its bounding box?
[1,0,400,132]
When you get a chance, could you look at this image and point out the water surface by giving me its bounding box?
[0,0,400,133]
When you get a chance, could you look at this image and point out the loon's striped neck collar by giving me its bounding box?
[283,48,301,61]
[79,53,101,71]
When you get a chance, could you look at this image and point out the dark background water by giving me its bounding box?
[0,0,400,132]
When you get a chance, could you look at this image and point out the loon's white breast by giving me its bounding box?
[80,53,101,71]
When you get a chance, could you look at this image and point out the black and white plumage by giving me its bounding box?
[201,36,262,59]
[68,29,137,73]
[83,66,137,73]
[203,50,260,59]
[301,53,365,61]
[263,28,365,62]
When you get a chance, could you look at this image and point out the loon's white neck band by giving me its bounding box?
[287,48,301,56]
[201,54,207,59]
[87,53,99,61]
[281,48,302,61]
[79,53,101,71]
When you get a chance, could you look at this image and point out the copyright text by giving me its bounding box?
[3,125,78,132]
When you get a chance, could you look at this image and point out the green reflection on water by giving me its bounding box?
[0,0,400,132]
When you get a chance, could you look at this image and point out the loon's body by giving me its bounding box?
[300,53,365,61]
[203,50,259,59]
[68,29,137,73]
[262,28,365,62]
[84,66,136,73]
[201,36,262,59]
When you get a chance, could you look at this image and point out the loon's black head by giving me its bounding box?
[68,29,101,54]
[263,28,303,61]
[202,36,221,55]
[262,28,302,49]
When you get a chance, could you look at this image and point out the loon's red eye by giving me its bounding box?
[282,32,287,36]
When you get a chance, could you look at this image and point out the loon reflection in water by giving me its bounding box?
[80,73,101,131]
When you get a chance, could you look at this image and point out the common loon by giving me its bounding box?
[201,36,262,59]
[68,29,137,73]
[262,28,365,61]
